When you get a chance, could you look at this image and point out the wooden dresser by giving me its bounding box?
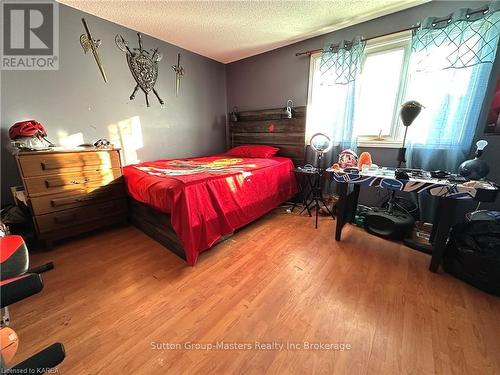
[15,148,127,246]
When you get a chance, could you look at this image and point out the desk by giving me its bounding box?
[328,169,498,272]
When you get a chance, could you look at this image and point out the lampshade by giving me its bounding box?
[400,101,424,127]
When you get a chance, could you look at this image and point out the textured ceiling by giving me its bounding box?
[58,0,429,63]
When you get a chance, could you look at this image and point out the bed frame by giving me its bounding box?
[129,106,306,261]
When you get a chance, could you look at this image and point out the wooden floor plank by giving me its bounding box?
[8,209,500,374]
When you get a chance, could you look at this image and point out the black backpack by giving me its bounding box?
[444,220,500,296]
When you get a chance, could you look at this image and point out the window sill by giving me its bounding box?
[357,139,402,148]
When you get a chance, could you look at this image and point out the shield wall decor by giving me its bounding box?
[115,33,164,107]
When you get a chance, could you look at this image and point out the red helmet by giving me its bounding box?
[9,120,47,140]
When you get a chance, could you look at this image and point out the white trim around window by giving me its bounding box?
[306,30,412,148]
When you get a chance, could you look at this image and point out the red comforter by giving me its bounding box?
[123,155,297,265]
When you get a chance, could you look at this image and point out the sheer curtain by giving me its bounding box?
[404,2,500,172]
[306,37,365,160]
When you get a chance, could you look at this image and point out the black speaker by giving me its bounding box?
[364,208,415,240]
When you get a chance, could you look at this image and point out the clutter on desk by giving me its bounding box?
[330,163,341,171]
[462,180,496,190]
[357,151,372,170]
[430,170,451,179]
[447,175,468,183]
[458,140,490,180]
[343,167,360,174]
[395,169,410,180]
[338,149,358,168]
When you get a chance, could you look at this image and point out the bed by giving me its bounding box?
[124,106,306,265]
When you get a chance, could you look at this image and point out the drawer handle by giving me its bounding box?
[45,177,90,188]
[69,177,90,185]
[54,213,77,224]
[41,161,85,170]
[51,197,78,207]
[41,161,77,170]
[75,194,97,202]
[41,160,102,170]
[51,193,95,207]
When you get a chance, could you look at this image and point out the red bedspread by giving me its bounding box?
[123,155,297,265]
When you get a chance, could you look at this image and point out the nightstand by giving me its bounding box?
[292,167,334,228]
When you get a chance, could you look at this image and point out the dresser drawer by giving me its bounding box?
[30,184,126,215]
[35,198,127,233]
[24,168,123,196]
[18,151,121,177]
[37,214,127,241]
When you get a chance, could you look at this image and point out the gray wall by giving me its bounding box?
[472,46,500,210]
[226,0,499,209]
[1,3,227,205]
[226,0,491,110]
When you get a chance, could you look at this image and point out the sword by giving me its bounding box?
[172,53,184,97]
[80,18,107,83]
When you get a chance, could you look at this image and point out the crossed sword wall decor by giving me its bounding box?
[80,19,185,106]
[115,33,164,107]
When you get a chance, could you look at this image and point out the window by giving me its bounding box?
[306,31,411,147]
[403,31,485,147]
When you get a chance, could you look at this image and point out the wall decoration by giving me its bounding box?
[171,53,185,97]
[80,18,107,83]
[115,33,164,107]
[282,99,294,118]
[484,77,500,134]
[230,106,239,122]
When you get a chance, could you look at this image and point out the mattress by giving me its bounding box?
[123,155,297,265]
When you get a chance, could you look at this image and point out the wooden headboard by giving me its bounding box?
[228,106,306,166]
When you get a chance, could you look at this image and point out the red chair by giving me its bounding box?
[0,235,65,373]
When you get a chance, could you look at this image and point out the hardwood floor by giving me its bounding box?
[9,209,500,374]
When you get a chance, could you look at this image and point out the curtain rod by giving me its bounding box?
[295,6,490,57]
